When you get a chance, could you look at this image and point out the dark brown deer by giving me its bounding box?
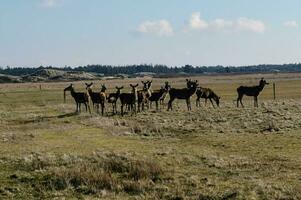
[138,81,152,112]
[119,84,139,116]
[237,78,269,108]
[148,87,168,110]
[196,87,220,108]
[85,82,107,115]
[149,81,171,110]
[107,86,123,114]
[167,79,198,111]
[64,84,91,114]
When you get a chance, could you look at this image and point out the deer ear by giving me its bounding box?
[135,84,139,87]
[141,81,144,84]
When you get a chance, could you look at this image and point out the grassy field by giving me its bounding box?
[0,73,301,199]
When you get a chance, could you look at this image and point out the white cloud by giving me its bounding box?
[188,12,209,30]
[283,20,298,28]
[41,0,60,8]
[211,19,233,30]
[236,18,265,33]
[137,20,174,37]
[185,12,266,34]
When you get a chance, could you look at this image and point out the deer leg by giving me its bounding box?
[101,103,104,116]
[167,98,173,111]
[186,99,189,111]
[121,104,124,116]
[240,97,244,108]
[87,103,91,114]
[83,103,86,112]
[156,101,159,111]
[75,103,78,113]
[255,96,258,107]
[78,103,80,113]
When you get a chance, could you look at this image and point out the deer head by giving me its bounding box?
[101,84,107,92]
[164,81,171,91]
[63,84,73,103]
[142,81,149,91]
[85,82,93,91]
[115,86,124,95]
[214,96,221,107]
[147,81,152,90]
[260,78,269,86]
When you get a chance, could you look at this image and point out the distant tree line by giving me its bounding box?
[0,63,301,76]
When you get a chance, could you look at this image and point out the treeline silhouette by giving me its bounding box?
[1,64,301,76]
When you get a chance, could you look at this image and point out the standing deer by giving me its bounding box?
[167,79,198,111]
[237,78,269,108]
[119,84,139,116]
[196,87,220,108]
[99,84,107,115]
[85,83,107,115]
[159,81,171,108]
[148,87,168,110]
[138,81,152,112]
[107,86,123,114]
[149,81,171,110]
[64,84,91,114]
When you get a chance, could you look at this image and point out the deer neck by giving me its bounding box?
[258,83,265,92]
[87,88,93,95]
[188,86,197,96]
[132,89,138,101]
[70,88,76,98]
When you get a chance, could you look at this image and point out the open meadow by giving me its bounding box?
[0,73,301,199]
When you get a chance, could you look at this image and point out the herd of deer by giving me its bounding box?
[63,78,269,115]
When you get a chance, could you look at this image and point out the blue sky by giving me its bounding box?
[0,0,300,67]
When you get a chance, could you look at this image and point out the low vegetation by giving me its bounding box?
[0,74,300,199]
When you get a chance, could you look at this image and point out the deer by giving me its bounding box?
[64,84,91,114]
[167,79,198,111]
[159,81,171,108]
[149,81,171,110]
[107,86,123,114]
[85,82,107,115]
[236,78,269,108]
[119,84,139,116]
[148,87,168,111]
[138,81,152,112]
[196,87,220,108]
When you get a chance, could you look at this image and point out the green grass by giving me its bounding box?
[0,74,301,199]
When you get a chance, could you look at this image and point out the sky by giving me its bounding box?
[0,0,301,67]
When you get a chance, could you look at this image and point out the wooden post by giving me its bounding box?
[273,83,276,100]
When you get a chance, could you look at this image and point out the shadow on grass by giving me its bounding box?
[57,112,78,118]
[8,112,79,125]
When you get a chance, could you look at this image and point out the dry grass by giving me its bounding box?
[0,73,300,199]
